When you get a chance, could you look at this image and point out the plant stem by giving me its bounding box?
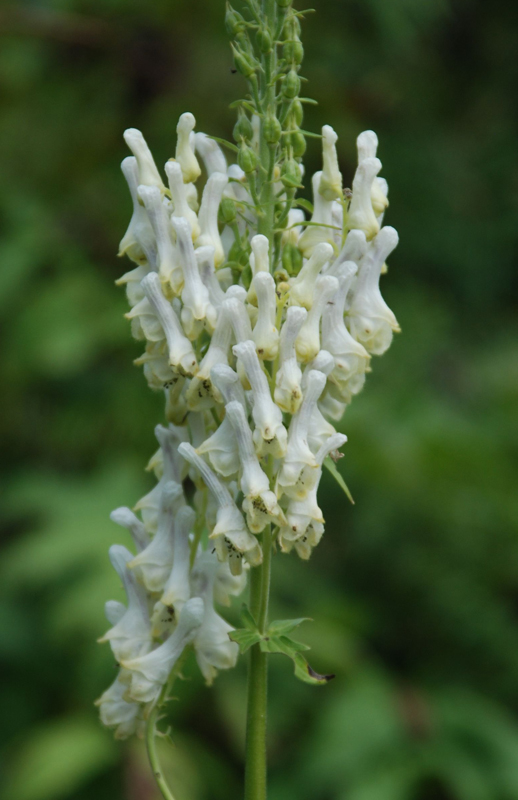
[146,652,189,800]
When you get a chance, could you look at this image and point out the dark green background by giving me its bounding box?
[1,1,518,798]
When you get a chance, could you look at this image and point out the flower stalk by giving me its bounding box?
[96,1,401,799]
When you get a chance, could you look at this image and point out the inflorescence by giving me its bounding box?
[96,0,399,740]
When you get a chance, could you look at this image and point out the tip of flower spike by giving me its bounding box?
[177,112,196,134]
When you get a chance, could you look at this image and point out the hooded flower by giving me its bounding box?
[178,442,262,574]
[190,551,239,684]
[347,226,400,355]
[98,545,152,663]
[122,597,205,704]
[95,673,145,740]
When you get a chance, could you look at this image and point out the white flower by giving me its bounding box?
[122,597,205,704]
[185,302,232,410]
[232,340,287,458]
[140,272,199,376]
[196,172,228,267]
[118,157,157,265]
[129,481,185,592]
[134,341,176,390]
[115,264,149,307]
[95,673,144,740]
[356,130,389,217]
[190,551,239,684]
[164,160,201,240]
[213,559,248,607]
[276,370,327,498]
[300,350,338,452]
[171,216,216,336]
[347,226,400,355]
[178,442,262,574]
[247,234,270,305]
[289,242,334,310]
[196,246,225,308]
[251,272,279,360]
[164,375,189,425]
[160,505,196,614]
[195,414,239,477]
[104,600,126,626]
[295,275,339,363]
[210,363,248,409]
[194,132,227,176]
[326,229,367,279]
[225,400,285,532]
[319,125,343,201]
[109,507,150,553]
[346,157,382,241]
[298,172,337,257]
[154,423,189,483]
[175,112,202,184]
[124,295,164,343]
[318,391,347,422]
[138,185,180,294]
[123,128,165,192]
[322,261,371,403]
[274,306,307,414]
[281,208,305,247]
[98,545,151,662]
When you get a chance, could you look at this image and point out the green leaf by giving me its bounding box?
[229,628,261,654]
[324,456,355,504]
[268,617,311,636]
[240,604,258,631]
[293,653,336,685]
[294,198,314,215]
[260,633,334,685]
[207,135,239,153]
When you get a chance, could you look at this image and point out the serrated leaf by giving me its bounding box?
[240,604,259,631]
[268,617,311,636]
[229,628,261,654]
[324,456,355,504]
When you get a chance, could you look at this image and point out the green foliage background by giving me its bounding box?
[1,0,517,798]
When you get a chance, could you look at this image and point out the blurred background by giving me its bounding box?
[1,0,518,798]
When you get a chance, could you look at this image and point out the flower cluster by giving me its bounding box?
[97,8,399,741]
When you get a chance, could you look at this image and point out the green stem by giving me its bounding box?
[244,3,279,798]
[145,652,189,800]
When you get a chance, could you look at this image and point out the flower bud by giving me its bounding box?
[264,112,282,144]
[291,98,304,126]
[283,39,304,64]
[282,69,301,99]
[238,143,258,174]
[289,130,306,158]
[256,27,273,53]
[232,48,257,79]
[282,242,303,275]
[219,197,237,225]
[281,158,301,188]
[225,5,246,36]
[233,114,254,143]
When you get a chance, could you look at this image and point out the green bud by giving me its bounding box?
[218,197,237,225]
[256,28,272,54]
[282,242,303,276]
[264,113,282,144]
[282,69,301,99]
[233,114,254,143]
[283,40,304,65]
[225,5,246,37]
[238,143,258,174]
[289,130,306,157]
[241,263,252,289]
[280,158,302,188]
[232,48,256,79]
[291,98,304,127]
[277,0,292,7]
[283,14,301,38]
